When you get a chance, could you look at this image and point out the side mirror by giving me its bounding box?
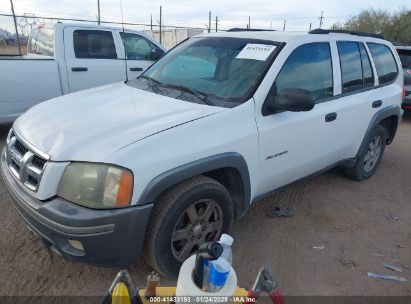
[269,88,315,112]
[151,49,165,61]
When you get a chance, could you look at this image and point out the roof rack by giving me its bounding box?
[227,28,276,32]
[309,29,383,39]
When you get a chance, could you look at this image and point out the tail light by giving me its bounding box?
[403,81,406,100]
[406,70,411,75]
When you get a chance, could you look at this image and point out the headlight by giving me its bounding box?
[57,163,133,209]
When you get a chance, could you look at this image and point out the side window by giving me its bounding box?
[367,43,398,85]
[120,32,160,60]
[359,43,374,88]
[28,27,54,57]
[274,43,333,102]
[73,30,117,59]
[337,42,363,93]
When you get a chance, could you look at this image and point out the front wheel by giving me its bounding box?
[345,124,387,181]
[143,176,233,277]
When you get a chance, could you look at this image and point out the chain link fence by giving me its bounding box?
[0,12,207,56]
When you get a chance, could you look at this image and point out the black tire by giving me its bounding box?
[143,175,233,277]
[345,124,387,181]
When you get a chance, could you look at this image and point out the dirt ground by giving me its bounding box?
[0,113,410,297]
[0,44,27,55]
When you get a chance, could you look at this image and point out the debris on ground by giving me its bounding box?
[382,262,402,272]
[367,272,407,282]
[312,245,325,250]
[384,213,400,221]
[341,258,356,268]
[373,252,386,257]
[397,244,405,248]
[334,223,351,230]
[269,207,294,218]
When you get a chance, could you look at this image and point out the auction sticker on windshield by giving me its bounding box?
[236,44,277,61]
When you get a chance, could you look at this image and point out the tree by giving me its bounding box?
[333,8,411,44]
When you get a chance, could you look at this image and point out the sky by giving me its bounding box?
[0,0,409,33]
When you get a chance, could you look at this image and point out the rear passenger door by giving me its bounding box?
[332,41,399,159]
[64,27,125,93]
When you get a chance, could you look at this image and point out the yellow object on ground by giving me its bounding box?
[112,282,131,304]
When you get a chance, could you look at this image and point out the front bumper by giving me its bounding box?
[1,150,153,266]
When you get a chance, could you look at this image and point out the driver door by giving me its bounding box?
[255,42,343,195]
[116,31,165,80]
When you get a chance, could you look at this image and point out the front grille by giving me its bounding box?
[5,130,48,191]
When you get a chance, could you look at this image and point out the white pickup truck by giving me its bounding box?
[0,23,166,123]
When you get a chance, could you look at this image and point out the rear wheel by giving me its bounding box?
[143,175,233,277]
[345,124,387,181]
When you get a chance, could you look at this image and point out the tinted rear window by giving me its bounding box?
[367,43,398,85]
[73,30,117,59]
[337,42,363,93]
[397,49,411,69]
[359,43,374,87]
[28,27,54,56]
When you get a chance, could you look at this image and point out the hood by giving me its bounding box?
[14,82,222,161]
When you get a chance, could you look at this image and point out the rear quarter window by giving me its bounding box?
[28,27,54,56]
[367,43,398,85]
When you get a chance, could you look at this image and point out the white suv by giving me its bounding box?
[1,29,404,276]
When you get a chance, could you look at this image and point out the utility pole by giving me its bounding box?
[248,16,251,29]
[309,23,312,31]
[97,0,101,25]
[215,16,218,32]
[150,13,153,31]
[319,11,324,29]
[208,11,211,33]
[159,6,162,44]
[9,0,21,55]
[283,19,286,31]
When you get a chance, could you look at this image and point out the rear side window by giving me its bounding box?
[28,27,54,57]
[367,43,398,85]
[337,41,375,93]
[274,43,333,102]
[73,30,117,59]
[337,42,363,93]
[359,43,374,87]
[397,49,411,69]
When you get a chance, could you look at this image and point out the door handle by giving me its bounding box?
[71,67,88,72]
[372,100,382,108]
[130,67,143,72]
[325,112,337,122]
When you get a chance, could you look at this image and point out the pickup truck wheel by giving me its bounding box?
[345,124,387,181]
[143,175,233,277]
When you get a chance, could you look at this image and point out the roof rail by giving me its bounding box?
[227,28,276,32]
[309,29,383,39]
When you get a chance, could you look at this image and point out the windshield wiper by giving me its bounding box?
[161,84,213,106]
[139,75,162,93]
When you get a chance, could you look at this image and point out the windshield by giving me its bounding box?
[127,37,280,107]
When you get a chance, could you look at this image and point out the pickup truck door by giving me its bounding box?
[254,42,344,196]
[114,31,165,80]
[64,27,125,93]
